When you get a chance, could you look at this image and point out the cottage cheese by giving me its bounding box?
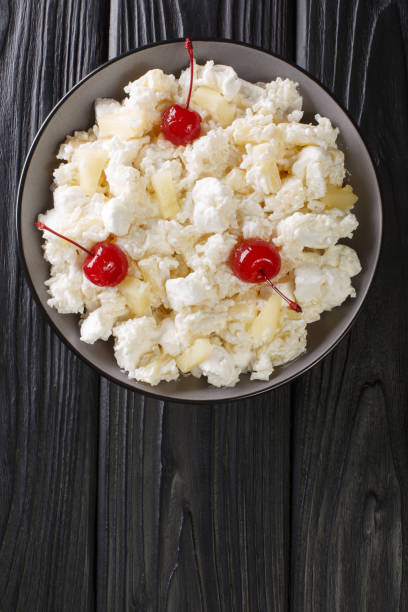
[38,60,361,387]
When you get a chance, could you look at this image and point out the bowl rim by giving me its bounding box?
[16,37,383,404]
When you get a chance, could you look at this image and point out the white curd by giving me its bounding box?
[38,60,361,387]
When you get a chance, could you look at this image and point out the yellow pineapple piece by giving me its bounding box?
[138,259,159,288]
[138,259,165,307]
[251,143,271,161]
[140,69,164,90]
[192,86,236,127]
[225,168,250,194]
[249,294,281,342]
[261,159,281,194]
[151,170,180,219]
[320,184,358,211]
[233,127,257,145]
[98,107,148,139]
[76,147,108,196]
[251,144,282,194]
[118,276,151,316]
[136,353,177,385]
[232,122,264,145]
[176,338,213,373]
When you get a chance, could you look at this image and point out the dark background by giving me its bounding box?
[1,1,408,610]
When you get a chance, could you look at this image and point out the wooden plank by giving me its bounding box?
[98,390,293,611]
[0,1,110,609]
[97,1,296,610]
[291,1,408,609]
[109,0,295,56]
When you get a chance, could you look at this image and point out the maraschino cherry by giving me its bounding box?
[161,38,201,145]
[36,222,128,287]
[230,239,302,312]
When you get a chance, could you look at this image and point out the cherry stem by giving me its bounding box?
[260,270,302,313]
[184,37,194,110]
[36,221,92,256]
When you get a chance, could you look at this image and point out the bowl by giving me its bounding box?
[16,39,382,403]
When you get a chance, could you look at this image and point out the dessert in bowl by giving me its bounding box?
[17,39,382,402]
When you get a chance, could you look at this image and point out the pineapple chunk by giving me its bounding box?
[151,170,180,219]
[138,259,158,285]
[76,147,108,196]
[251,144,282,194]
[225,168,250,194]
[249,294,281,342]
[139,69,166,90]
[176,338,213,373]
[136,354,177,385]
[232,121,264,145]
[138,259,164,306]
[192,86,236,127]
[118,276,151,316]
[98,107,148,139]
[320,184,358,211]
[261,159,281,194]
[251,143,271,161]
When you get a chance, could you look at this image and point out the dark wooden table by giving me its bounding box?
[1,1,407,610]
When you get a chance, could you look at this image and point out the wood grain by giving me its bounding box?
[109,0,295,56]
[0,1,109,610]
[98,390,293,611]
[96,2,296,611]
[2,0,407,609]
[292,1,408,610]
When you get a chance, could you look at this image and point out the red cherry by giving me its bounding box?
[83,242,128,287]
[229,239,302,313]
[161,104,201,146]
[36,222,128,287]
[230,239,281,283]
[161,37,202,146]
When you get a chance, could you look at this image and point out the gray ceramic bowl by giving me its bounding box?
[17,40,382,403]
